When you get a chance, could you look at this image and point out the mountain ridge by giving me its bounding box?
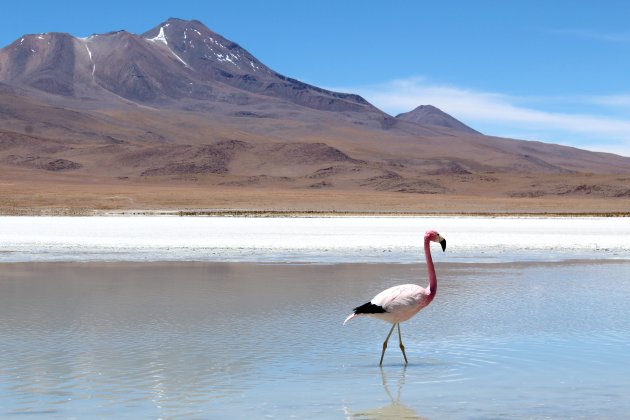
[1,19,383,116]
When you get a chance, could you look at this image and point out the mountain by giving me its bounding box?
[396,105,480,135]
[0,18,397,128]
[0,18,629,214]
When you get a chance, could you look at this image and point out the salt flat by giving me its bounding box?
[1,216,628,263]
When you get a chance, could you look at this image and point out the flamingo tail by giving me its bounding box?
[343,313,357,325]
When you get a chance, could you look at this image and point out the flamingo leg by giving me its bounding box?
[397,323,408,364]
[379,323,397,366]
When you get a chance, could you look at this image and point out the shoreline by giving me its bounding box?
[2,208,630,217]
[2,259,629,268]
[123,209,630,217]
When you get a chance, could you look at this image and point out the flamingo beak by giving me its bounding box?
[440,238,446,252]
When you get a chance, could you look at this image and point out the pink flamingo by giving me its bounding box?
[344,230,446,365]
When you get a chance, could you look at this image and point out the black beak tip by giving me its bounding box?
[440,239,446,252]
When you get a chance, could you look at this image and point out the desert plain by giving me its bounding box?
[1,167,629,216]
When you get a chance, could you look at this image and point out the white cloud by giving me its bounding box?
[332,77,630,157]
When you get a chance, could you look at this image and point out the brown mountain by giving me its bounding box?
[0,18,393,126]
[0,18,629,214]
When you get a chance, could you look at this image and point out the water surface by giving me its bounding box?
[1,261,629,418]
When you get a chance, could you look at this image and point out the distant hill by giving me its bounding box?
[396,105,480,135]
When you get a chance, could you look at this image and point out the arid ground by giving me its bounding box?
[2,168,629,215]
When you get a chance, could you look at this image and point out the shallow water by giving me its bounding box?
[1,261,629,418]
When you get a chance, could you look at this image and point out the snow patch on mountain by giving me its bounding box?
[81,41,96,78]
[149,26,168,45]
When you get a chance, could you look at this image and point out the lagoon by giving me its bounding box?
[1,217,630,418]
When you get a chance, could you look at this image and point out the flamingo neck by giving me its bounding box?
[424,237,437,298]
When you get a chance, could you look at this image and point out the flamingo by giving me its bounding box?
[343,230,446,365]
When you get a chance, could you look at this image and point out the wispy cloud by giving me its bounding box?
[590,94,630,109]
[332,77,630,156]
[547,28,630,43]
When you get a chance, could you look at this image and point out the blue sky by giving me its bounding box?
[3,0,630,156]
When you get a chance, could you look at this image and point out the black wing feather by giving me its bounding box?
[353,301,386,314]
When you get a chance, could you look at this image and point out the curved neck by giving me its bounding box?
[424,237,437,297]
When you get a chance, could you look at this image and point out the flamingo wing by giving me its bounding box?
[371,284,428,314]
[344,284,429,325]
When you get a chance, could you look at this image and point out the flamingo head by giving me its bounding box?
[425,230,446,252]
